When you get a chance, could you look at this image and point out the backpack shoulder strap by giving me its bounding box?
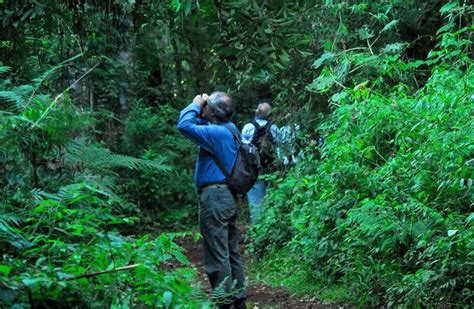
[223,123,243,146]
[251,119,261,129]
[209,152,231,180]
[263,120,273,131]
[206,123,240,181]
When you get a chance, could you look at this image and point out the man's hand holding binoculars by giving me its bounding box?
[193,93,210,108]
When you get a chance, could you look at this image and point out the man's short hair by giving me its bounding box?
[256,102,271,118]
[210,91,233,121]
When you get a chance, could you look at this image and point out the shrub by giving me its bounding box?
[250,66,473,306]
[120,102,197,226]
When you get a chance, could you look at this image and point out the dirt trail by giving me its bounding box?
[177,233,350,308]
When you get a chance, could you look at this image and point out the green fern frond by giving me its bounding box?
[0,210,26,248]
[0,90,27,108]
[188,284,208,301]
[65,140,171,173]
[210,281,230,305]
[0,85,35,110]
[50,183,90,203]
[0,145,7,159]
[32,182,114,205]
[0,66,11,74]
[78,175,121,197]
[210,278,244,305]
[0,213,21,231]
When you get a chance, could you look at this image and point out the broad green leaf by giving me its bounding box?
[380,20,398,33]
[357,26,375,40]
[331,92,348,103]
[306,74,336,93]
[447,230,458,237]
[173,251,189,265]
[106,262,115,271]
[312,52,335,69]
[0,265,11,277]
[170,0,181,12]
[440,2,458,14]
[184,0,192,16]
[466,213,474,224]
[22,277,43,287]
[163,291,172,308]
[381,43,404,55]
[437,23,455,35]
[193,232,202,242]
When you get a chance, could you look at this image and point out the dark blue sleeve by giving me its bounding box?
[177,102,217,153]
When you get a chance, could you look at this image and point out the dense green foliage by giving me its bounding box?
[251,66,473,305]
[0,70,208,306]
[1,0,472,307]
[249,2,473,306]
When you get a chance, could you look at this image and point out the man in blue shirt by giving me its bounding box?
[177,92,246,308]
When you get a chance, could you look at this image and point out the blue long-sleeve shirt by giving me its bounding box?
[177,102,239,189]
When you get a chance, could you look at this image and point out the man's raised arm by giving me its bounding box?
[177,95,215,152]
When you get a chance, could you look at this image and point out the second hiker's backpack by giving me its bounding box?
[251,120,275,170]
[210,124,260,195]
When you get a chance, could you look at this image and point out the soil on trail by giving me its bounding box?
[177,233,350,309]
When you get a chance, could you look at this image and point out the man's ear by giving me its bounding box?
[208,104,215,116]
[205,104,218,122]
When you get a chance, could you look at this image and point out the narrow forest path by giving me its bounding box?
[176,231,349,308]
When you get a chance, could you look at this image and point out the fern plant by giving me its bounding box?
[0,209,27,250]
[65,140,170,174]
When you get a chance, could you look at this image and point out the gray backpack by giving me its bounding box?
[210,124,260,195]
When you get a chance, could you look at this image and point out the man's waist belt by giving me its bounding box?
[198,183,228,194]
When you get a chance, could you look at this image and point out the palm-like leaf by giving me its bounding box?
[0,85,35,110]
[65,140,171,173]
[0,210,27,248]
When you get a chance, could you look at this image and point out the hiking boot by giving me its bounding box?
[233,298,247,309]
